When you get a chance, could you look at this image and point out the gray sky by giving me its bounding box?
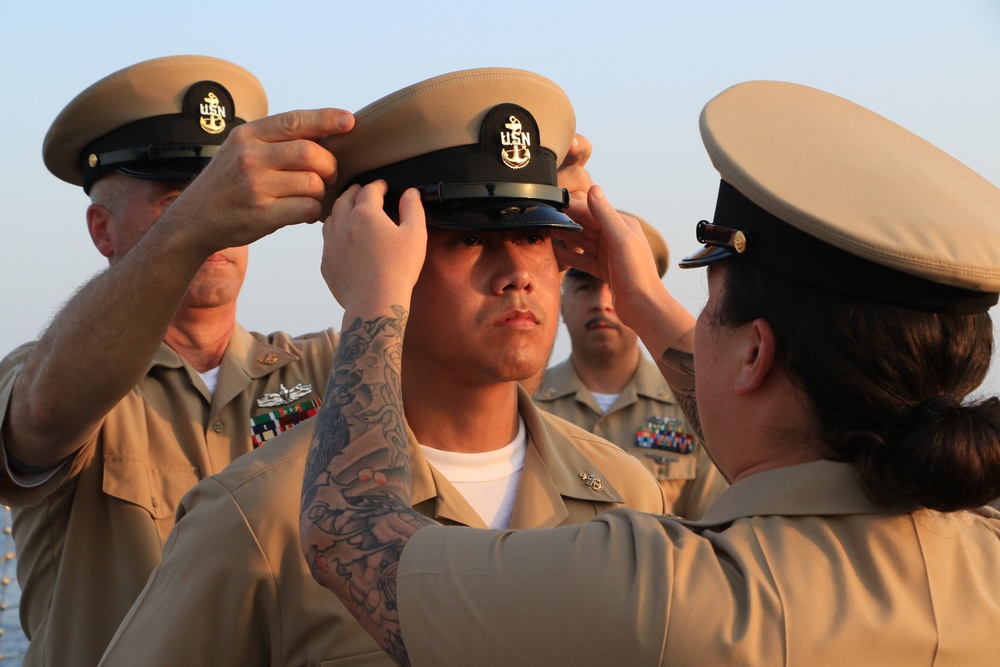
[2,0,999,393]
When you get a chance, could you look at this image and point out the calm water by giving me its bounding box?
[0,507,26,666]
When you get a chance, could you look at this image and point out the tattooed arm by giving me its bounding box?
[300,306,432,665]
[301,182,430,666]
[655,347,702,442]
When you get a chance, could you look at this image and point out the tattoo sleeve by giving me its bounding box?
[300,305,434,667]
[655,348,703,442]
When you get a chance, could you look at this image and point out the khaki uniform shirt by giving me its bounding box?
[0,325,337,667]
[534,355,727,518]
[98,387,665,667]
[398,460,1000,666]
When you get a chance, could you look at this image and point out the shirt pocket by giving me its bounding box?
[632,447,698,482]
[102,458,200,520]
[632,415,698,481]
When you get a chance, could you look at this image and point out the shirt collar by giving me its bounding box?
[518,385,627,505]
[147,324,307,407]
[534,355,675,405]
[408,384,628,528]
[532,358,580,401]
[148,324,301,376]
[630,354,676,403]
[680,460,916,528]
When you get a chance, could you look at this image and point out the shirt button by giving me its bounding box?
[212,420,224,433]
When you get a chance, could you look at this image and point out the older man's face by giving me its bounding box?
[89,174,249,310]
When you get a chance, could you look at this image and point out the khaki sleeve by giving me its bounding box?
[616,449,669,515]
[98,478,276,667]
[0,345,82,506]
[398,510,681,666]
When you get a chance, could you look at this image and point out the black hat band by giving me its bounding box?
[345,102,580,230]
[80,80,244,192]
[351,142,559,193]
[681,180,998,314]
[348,143,580,230]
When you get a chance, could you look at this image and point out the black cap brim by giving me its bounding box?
[679,244,736,268]
[424,201,581,231]
[118,159,210,182]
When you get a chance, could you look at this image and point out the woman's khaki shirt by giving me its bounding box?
[399,460,1000,666]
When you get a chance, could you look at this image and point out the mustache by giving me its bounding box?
[585,315,619,330]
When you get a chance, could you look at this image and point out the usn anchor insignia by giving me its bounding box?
[257,383,313,408]
[199,91,227,134]
[579,472,603,492]
[500,115,531,169]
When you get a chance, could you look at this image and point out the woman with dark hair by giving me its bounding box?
[714,257,1000,512]
[301,80,1000,666]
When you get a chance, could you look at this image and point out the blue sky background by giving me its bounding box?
[2,0,999,394]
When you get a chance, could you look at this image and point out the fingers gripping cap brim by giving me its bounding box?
[616,210,668,278]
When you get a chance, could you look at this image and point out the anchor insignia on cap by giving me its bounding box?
[199,91,227,135]
[257,383,312,407]
[500,115,531,169]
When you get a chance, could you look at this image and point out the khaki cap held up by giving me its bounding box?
[322,67,579,230]
[44,54,268,191]
[681,80,1000,314]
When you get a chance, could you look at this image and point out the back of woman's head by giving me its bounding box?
[715,259,1000,511]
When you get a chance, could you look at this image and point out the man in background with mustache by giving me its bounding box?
[534,216,726,519]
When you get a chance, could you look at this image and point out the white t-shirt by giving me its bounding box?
[591,391,620,414]
[198,366,221,396]
[418,417,527,529]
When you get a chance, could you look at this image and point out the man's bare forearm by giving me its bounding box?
[301,305,432,666]
[6,224,210,467]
